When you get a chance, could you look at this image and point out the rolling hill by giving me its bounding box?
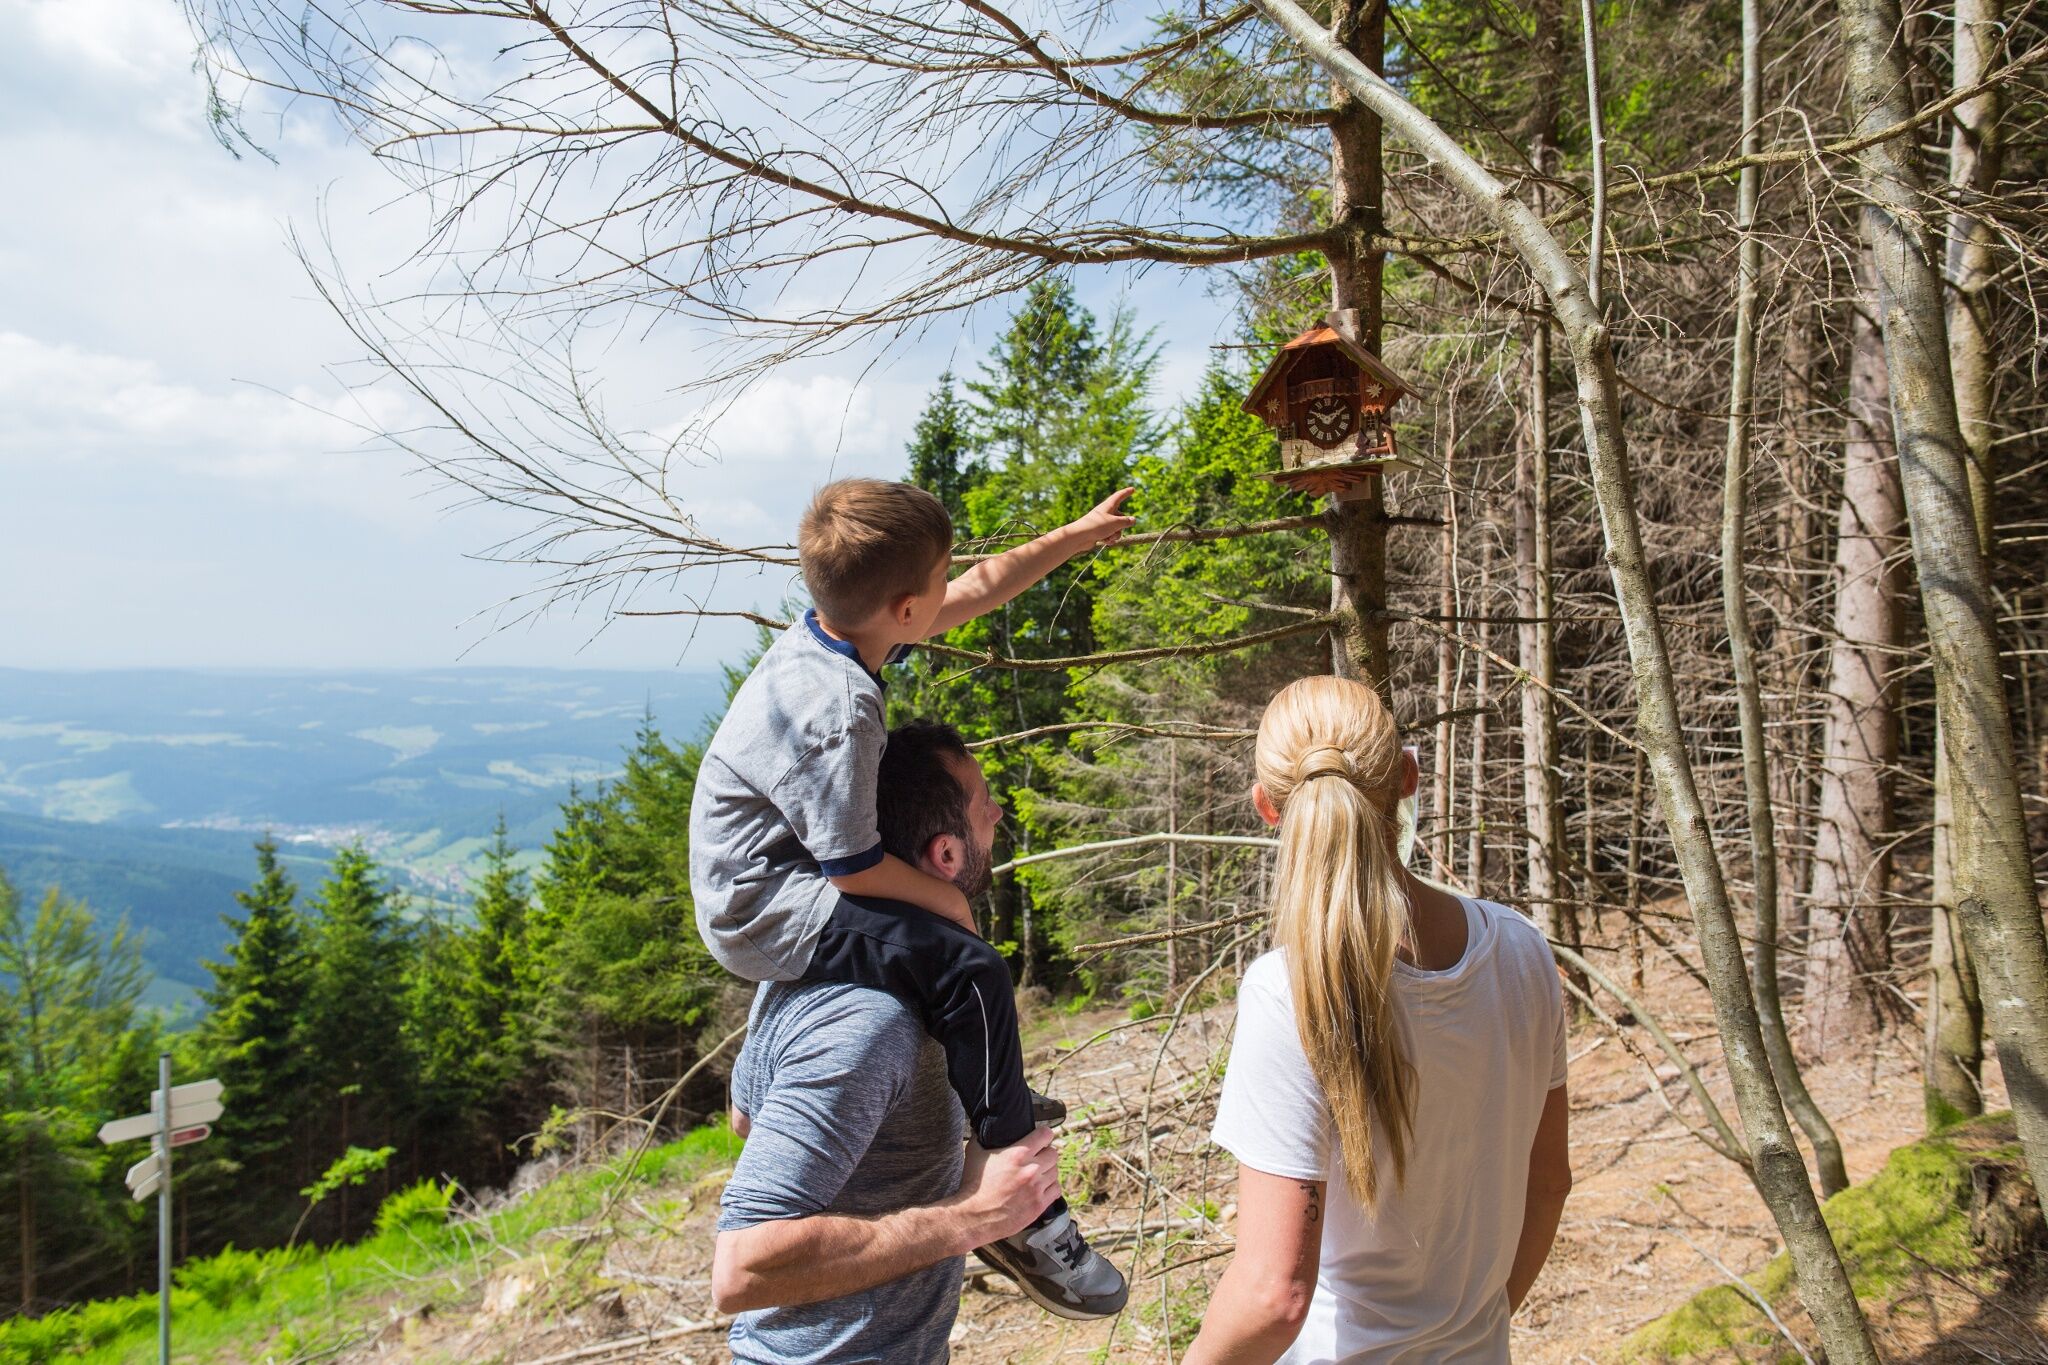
[0,667,728,1010]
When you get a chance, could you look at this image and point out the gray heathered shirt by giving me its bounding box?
[720,979,966,1365]
[688,610,911,982]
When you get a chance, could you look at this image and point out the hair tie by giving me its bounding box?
[1298,745,1354,784]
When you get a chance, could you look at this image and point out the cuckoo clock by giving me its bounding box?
[1242,310,1420,499]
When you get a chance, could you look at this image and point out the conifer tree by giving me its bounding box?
[0,871,152,1309]
[895,279,1159,974]
[192,836,310,1241]
[906,371,979,523]
[463,814,534,1092]
[401,816,536,1174]
[297,844,414,1234]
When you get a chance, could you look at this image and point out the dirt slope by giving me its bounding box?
[343,926,2048,1364]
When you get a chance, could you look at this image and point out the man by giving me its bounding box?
[711,722,1079,1362]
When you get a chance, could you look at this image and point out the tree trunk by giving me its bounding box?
[1773,305,1821,959]
[1723,0,1848,1195]
[1468,538,1493,885]
[1517,0,1574,959]
[1929,751,1986,1126]
[1249,7,1881,1358]
[1324,0,1389,695]
[1802,255,1904,1058]
[1925,0,2003,1130]
[1834,0,2048,1211]
[1627,744,1646,991]
[1517,324,1568,945]
[1435,406,1460,876]
[18,1139,34,1314]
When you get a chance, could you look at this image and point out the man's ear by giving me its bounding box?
[923,832,963,881]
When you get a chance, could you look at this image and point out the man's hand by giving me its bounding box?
[951,1125,1061,1250]
[1065,487,1136,549]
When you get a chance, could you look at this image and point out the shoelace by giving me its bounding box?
[1048,1223,1089,1271]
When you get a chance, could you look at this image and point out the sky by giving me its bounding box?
[0,0,1241,674]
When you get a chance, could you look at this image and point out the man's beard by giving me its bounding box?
[955,833,994,901]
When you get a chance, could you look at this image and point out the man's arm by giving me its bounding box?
[1181,1166,1322,1365]
[927,488,1134,636]
[712,1127,1058,1313]
[829,851,973,933]
[1507,1083,1572,1310]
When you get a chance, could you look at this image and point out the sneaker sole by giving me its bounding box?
[971,1243,1129,1321]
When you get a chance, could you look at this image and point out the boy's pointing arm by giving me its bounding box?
[926,488,1136,638]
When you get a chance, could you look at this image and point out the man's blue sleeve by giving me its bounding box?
[718,997,920,1231]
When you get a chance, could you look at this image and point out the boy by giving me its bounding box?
[689,477,1136,1319]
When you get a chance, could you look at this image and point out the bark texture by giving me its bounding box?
[1834,0,2048,1210]
[1324,0,1390,695]
[1926,0,2004,1129]
[1802,261,1905,1058]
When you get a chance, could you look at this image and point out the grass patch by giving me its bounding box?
[2,1120,743,1365]
[1622,1112,2021,1361]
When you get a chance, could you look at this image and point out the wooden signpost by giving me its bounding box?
[99,1059,223,1365]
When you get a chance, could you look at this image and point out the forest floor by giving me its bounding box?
[90,907,2048,1365]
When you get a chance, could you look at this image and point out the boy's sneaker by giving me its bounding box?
[1029,1088,1067,1127]
[974,1211,1128,1320]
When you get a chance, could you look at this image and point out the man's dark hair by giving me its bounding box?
[876,721,972,865]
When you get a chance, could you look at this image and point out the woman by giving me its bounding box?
[1184,676,1573,1364]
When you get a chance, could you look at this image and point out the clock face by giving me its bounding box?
[1302,394,1355,447]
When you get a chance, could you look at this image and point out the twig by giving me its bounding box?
[511,1317,733,1365]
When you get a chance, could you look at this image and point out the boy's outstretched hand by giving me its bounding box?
[1068,487,1136,548]
[929,487,1137,637]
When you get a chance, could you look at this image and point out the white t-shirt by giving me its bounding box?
[1211,895,1568,1364]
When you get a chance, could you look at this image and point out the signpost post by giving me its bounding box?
[157,1054,171,1365]
[99,1062,223,1365]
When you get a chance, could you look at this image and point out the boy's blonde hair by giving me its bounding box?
[798,479,954,626]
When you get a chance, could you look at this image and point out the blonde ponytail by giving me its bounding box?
[1255,676,1416,1210]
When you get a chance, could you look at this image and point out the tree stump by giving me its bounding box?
[1969,1160,2045,1259]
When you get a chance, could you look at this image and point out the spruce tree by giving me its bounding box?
[193,836,310,1242]
[297,844,414,1235]
[894,279,1158,975]
[906,371,980,521]
[0,872,153,1308]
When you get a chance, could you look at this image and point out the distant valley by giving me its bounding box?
[0,667,727,1010]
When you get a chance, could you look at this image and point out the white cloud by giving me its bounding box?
[0,0,1234,672]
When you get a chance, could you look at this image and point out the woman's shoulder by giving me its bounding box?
[1238,949,1296,1010]
[1463,895,1551,951]
[1467,897,1566,980]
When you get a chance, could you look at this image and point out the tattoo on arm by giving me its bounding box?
[1299,1182,1322,1226]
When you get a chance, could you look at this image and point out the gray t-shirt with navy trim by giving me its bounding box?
[689,611,910,981]
[721,979,965,1365]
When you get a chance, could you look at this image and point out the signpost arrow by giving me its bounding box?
[126,1152,164,1202]
[98,1112,161,1145]
[162,1079,223,1108]
[168,1098,223,1129]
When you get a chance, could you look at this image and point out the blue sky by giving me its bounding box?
[1,0,1241,673]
